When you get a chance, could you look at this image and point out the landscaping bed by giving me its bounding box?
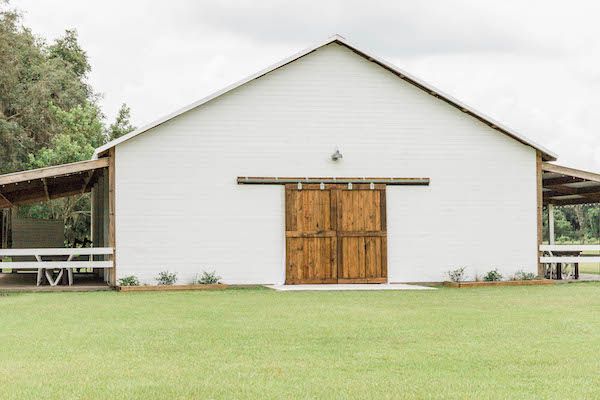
[118,284,228,292]
[443,279,553,288]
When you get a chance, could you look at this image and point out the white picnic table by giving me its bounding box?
[0,247,113,286]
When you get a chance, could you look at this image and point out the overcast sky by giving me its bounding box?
[13,0,600,171]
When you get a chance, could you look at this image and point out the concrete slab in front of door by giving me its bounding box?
[265,283,436,291]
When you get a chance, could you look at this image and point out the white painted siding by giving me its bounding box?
[115,43,538,284]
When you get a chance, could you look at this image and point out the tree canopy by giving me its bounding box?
[0,1,134,245]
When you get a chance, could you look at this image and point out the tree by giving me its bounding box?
[48,29,91,80]
[107,103,135,141]
[553,208,575,241]
[0,4,90,173]
[28,101,104,168]
[544,205,600,244]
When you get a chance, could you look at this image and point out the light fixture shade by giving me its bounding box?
[331,148,343,161]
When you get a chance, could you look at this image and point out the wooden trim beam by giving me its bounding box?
[547,195,600,206]
[542,162,600,183]
[6,180,91,207]
[0,158,109,186]
[237,177,430,185]
[544,185,600,198]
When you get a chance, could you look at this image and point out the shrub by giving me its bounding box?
[513,270,537,281]
[156,271,177,285]
[197,270,221,285]
[447,267,466,282]
[118,275,140,286]
[483,269,503,282]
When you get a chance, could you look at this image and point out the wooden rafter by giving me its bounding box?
[542,162,600,183]
[0,158,109,206]
[544,185,600,198]
[546,193,600,206]
[0,158,108,186]
[542,176,584,186]
[542,163,600,205]
[0,191,13,208]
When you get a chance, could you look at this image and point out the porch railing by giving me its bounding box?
[539,244,600,279]
[539,245,600,264]
[0,247,114,286]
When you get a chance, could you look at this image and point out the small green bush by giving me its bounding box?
[447,267,466,282]
[118,275,140,286]
[197,270,221,285]
[483,269,503,282]
[514,270,537,281]
[156,271,177,285]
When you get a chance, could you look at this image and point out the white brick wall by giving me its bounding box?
[114,43,538,284]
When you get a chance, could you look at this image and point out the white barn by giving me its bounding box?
[16,35,600,287]
[92,35,555,285]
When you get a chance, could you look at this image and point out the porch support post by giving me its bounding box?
[548,203,556,279]
[108,148,116,286]
[548,203,555,245]
[536,151,544,276]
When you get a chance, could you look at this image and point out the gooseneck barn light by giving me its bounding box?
[331,148,343,161]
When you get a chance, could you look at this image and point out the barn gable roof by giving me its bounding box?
[94,34,557,161]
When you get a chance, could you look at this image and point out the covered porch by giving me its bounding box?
[0,155,115,289]
[541,163,600,280]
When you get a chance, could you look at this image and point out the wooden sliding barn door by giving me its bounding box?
[285,184,387,284]
[337,184,387,283]
[285,184,338,284]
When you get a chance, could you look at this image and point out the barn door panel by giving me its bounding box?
[337,184,387,283]
[285,183,387,284]
[285,184,337,284]
[286,236,337,284]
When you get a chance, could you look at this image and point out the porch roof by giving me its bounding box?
[0,158,108,208]
[542,163,600,205]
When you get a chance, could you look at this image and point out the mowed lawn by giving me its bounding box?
[580,252,600,275]
[580,263,600,275]
[1,284,599,400]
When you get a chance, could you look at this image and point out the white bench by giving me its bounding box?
[0,247,114,286]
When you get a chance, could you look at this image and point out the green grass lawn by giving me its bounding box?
[1,284,599,399]
[580,251,600,275]
[580,263,600,275]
